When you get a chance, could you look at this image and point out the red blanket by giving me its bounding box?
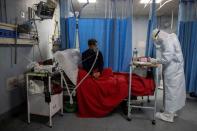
[77,68,155,118]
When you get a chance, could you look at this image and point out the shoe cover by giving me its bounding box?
[174,113,178,117]
[159,110,178,117]
[156,112,174,123]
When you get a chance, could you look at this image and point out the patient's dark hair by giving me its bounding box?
[88,39,97,46]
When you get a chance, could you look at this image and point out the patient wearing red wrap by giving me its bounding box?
[77,68,155,118]
[82,39,104,79]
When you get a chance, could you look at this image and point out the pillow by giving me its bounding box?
[54,49,81,85]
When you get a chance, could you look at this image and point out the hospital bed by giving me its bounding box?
[53,49,159,120]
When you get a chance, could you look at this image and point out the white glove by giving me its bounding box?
[27,62,39,70]
[149,58,158,64]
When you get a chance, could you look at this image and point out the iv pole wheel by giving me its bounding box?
[152,120,156,125]
[127,117,132,121]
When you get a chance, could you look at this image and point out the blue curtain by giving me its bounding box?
[60,0,67,49]
[60,18,67,49]
[65,18,132,72]
[65,17,76,48]
[145,0,157,57]
[178,0,197,94]
[60,17,76,49]
[60,0,133,72]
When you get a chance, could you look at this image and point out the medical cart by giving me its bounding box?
[127,61,160,125]
[26,72,63,128]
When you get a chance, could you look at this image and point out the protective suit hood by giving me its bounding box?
[153,29,169,46]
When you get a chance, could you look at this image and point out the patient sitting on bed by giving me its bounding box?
[82,39,104,79]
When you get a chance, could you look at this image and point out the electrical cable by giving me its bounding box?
[156,0,173,11]
[32,15,43,61]
[79,0,89,18]
[0,0,2,22]
[10,46,13,67]
[71,49,99,103]
[59,48,99,104]
[62,0,98,103]
[60,71,73,102]
[73,48,99,84]
[5,40,34,68]
[81,53,97,63]
[144,0,152,8]
[3,0,7,23]
[71,0,90,48]
[171,10,174,30]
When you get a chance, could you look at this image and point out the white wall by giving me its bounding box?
[0,0,60,115]
[157,15,178,34]
[133,16,149,56]
[132,15,178,56]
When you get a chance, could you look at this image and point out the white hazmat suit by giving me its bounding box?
[151,29,186,122]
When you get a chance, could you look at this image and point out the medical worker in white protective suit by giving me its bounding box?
[150,29,186,123]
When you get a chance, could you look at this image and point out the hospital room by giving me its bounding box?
[0,0,197,130]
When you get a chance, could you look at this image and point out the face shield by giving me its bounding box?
[152,29,162,49]
[154,39,162,49]
[152,29,160,41]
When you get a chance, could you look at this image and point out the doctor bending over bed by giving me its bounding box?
[149,29,186,123]
[82,39,104,79]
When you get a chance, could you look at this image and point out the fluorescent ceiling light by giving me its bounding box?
[140,0,162,4]
[78,0,96,3]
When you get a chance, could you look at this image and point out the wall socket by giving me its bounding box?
[6,74,25,91]
[18,74,25,88]
[20,11,25,18]
[6,76,18,91]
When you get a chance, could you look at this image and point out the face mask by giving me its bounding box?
[90,47,98,52]
[154,43,161,49]
[89,48,95,53]
[154,38,163,49]
[93,47,99,52]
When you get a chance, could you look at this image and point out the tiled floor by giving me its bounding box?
[0,90,197,131]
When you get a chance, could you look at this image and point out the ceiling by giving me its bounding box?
[133,0,179,16]
[71,0,179,17]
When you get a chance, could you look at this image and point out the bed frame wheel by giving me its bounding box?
[127,117,132,121]
[152,120,156,125]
